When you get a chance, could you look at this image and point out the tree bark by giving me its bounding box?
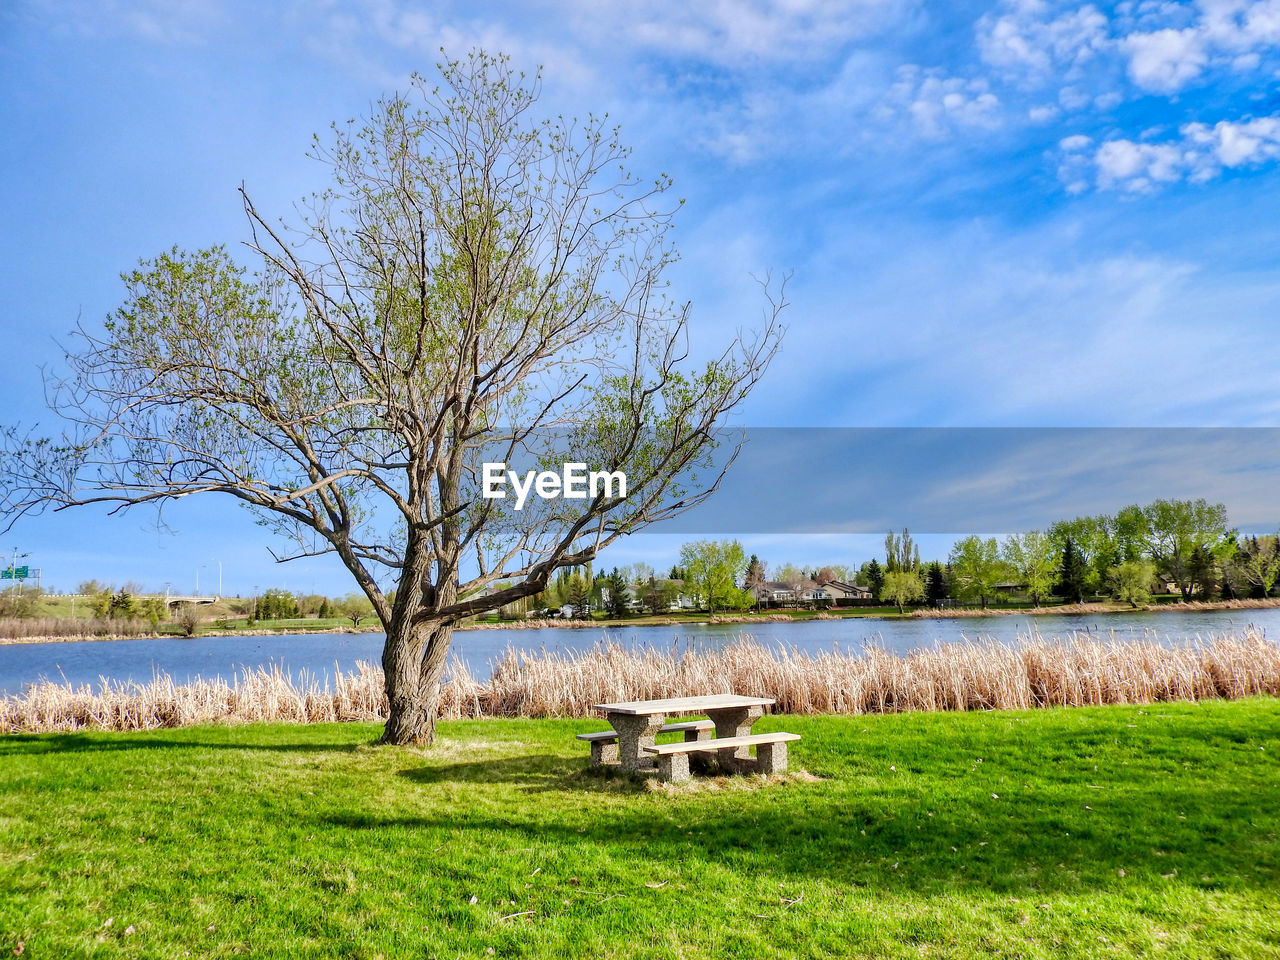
[380,619,455,745]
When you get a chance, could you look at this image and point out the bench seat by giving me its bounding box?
[642,731,800,782]
[577,719,714,764]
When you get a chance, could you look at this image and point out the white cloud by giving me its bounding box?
[1185,115,1280,165]
[1095,138,1188,189]
[1123,27,1208,91]
[881,66,1003,138]
[1118,0,1280,92]
[580,0,913,65]
[1060,114,1280,189]
[977,0,1109,80]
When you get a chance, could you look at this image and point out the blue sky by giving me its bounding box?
[2,0,1279,595]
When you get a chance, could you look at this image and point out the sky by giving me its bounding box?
[2,0,1279,596]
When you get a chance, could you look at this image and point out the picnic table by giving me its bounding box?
[584,694,798,782]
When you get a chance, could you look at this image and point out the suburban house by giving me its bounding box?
[822,579,873,601]
[752,578,874,607]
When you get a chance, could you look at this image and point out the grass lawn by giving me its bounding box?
[2,700,1278,959]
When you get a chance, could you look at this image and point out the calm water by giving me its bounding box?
[2,606,1278,697]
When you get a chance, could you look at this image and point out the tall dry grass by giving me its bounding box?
[908,597,1280,618]
[0,617,156,641]
[3,631,1277,733]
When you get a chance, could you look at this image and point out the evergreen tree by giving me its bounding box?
[744,554,766,588]
[866,558,885,601]
[1056,538,1088,604]
[605,571,630,618]
[925,561,948,606]
[1187,544,1216,598]
[564,574,590,619]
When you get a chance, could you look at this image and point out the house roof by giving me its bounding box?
[824,579,869,593]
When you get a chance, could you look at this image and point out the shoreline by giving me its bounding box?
[2,596,1279,647]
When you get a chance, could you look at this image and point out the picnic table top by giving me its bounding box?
[593,694,775,716]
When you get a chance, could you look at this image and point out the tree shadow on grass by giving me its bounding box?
[335,740,1280,900]
[0,732,366,756]
[321,777,1280,899]
[398,755,654,792]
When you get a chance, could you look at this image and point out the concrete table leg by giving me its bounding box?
[756,740,788,775]
[658,752,691,784]
[709,705,765,771]
[609,712,663,772]
[589,739,619,766]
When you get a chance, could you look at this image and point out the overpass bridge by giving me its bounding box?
[58,593,221,607]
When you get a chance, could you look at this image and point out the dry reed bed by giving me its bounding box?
[3,632,1278,733]
[0,617,156,641]
[908,597,1280,618]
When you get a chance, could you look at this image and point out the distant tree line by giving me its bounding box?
[517,498,1276,618]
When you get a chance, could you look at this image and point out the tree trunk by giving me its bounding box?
[380,619,455,745]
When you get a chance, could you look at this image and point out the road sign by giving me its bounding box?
[1,566,29,579]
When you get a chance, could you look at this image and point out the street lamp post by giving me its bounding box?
[212,559,222,598]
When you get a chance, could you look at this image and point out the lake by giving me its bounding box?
[3,605,1279,697]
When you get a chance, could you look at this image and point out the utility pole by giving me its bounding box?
[7,547,29,596]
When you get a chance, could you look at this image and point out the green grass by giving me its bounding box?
[2,701,1278,959]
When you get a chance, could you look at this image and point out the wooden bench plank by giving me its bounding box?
[641,731,800,756]
[575,719,715,743]
[646,732,800,782]
[594,694,774,715]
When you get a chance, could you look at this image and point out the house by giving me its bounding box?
[751,581,795,606]
[822,579,873,601]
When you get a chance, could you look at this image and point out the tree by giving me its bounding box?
[0,52,783,746]
[679,539,747,612]
[743,554,766,589]
[641,577,679,615]
[175,602,200,637]
[563,574,590,619]
[884,528,917,574]
[1056,537,1088,604]
[258,588,298,620]
[881,570,924,613]
[1186,544,1216,598]
[337,594,374,627]
[1110,559,1155,608]
[948,536,1004,608]
[863,558,885,601]
[924,561,948,606]
[604,569,630,618]
[107,590,136,620]
[1229,534,1280,598]
[0,586,42,618]
[141,596,167,627]
[772,561,808,606]
[1047,515,1118,597]
[817,564,853,585]
[1001,531,1056,607]
[1139,499,1231,600]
